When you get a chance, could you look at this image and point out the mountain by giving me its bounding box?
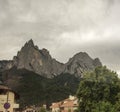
[0,39,102,108]
[0,60,13,72]
[64,52,102,77]
[13,39,65,78]
[0,39,102,78]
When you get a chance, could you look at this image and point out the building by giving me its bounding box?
[22,104,47,112]
[60,96,78,112]
[50,102,62,112]
[22,107,36,112]
[0,84,19,112]
[50,95,78,112]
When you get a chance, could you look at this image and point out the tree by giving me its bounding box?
[77,66,120,112]
[115,93,120,111]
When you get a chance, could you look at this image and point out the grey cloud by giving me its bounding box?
[0,0,120,73]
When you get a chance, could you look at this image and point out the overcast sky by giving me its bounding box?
[0,0,120,73]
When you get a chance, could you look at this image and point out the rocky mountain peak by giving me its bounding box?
[19,39,36,55]
[0,39,102,78]
[93,58,102,66]
[64,52,102,77]
[25,39,34,47]
[12,40,65,78]
[74,52,89,57]
[40,48,51,59]
[41,48,49,54]
[69,52,91,61]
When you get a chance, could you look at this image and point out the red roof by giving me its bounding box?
[50,102,62,108]
[60,100,78,108]
[50,96,78,109]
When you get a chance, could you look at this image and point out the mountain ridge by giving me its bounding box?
[0,39,102,108]
[0,39,102,78]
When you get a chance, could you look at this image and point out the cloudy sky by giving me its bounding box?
[0,0,120,73]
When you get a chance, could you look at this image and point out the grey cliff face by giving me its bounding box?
[0,60,13,72]
[0,39,102,78]
[13,39,65,78]
[64,52,102,77]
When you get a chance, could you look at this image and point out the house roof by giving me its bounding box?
[50,102,62,108]
[60,100,78,108]
[50,96,78,109]
[0,84,20,99]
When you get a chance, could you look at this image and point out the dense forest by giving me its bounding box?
[1,67,80,108]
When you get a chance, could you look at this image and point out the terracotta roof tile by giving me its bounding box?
[50,102,62,108]
[50,96,78,109]
[60,100,78,108]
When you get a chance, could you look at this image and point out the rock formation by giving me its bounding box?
[64,52,102,77]
[0,60,13,72]
[0,39,102,78]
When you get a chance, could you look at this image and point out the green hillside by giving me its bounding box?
[1,67,80,108]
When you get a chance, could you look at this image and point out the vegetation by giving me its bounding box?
[2,67,80,108]
[18,72,80,108]
[77,66,120,112]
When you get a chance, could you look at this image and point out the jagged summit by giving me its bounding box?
[64,52,102,77]
[40,48,50,57]
[27,39,34,45]
[12,40,65,78]
[23,39,35,48]
[41,48,49,54]
[28,39,34,44]
[74,52,89,56]
[69,52,91,61]
[0,39,102,78]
